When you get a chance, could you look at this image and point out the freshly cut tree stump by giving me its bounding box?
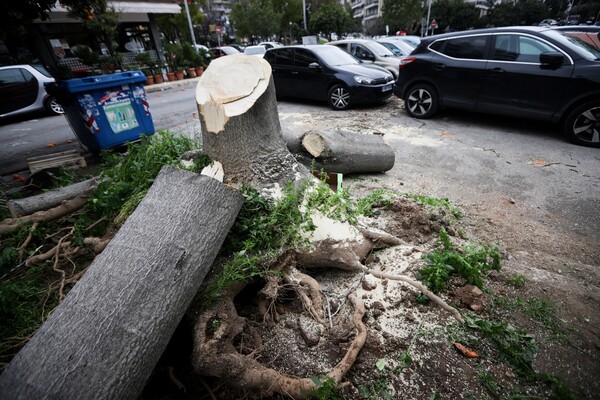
[7,178,98,217]
[285,129,395,174]
[0,166,243,400]
[196,54,309,188]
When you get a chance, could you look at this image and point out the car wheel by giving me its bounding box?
[45,96,64,115]
[327,84,351,110]
[564,101,600,148]
[404,84,439,119]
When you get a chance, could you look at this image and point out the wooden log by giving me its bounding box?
[0,166,243,400]
[196,54,310,188]
[285,129,395,174]
[7,178,98,218]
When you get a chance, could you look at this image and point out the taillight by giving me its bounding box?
[400,57,416,69]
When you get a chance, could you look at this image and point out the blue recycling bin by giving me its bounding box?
[48,71,154,151]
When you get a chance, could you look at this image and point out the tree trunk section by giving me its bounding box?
[0,166,243,400]
[7,178,98,217]
[196,54,309,188]
[286,130,395,174]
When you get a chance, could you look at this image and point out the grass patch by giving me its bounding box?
[507,274,526,288]
[493,296,562,334]
[406,194,462,219]
[419,228,501,293]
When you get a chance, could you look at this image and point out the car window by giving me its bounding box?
[379,42,405,56]
[275,48,293,66]
[295,48,319,68]
[441,36,488,59]
[493,35,558,63]
[368,41,395,57]
[351,44,374,60]
[0,68,27,85]
[333,44,347,52]
[32,65,53,78]
[314,46,360,66]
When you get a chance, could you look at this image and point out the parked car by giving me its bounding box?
[0,64,64,119]
[258,41,284,50]
[384,35,421,48]
[264,45,395,110]
[328,39,402,78]
[552,25,600,49]
[244,45,267,57]
[209,46,240,58]
[393,26,600,147]
[377,37,416,57]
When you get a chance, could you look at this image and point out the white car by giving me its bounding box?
[258,41,284,50]
[0,64,64,119]
[244,45,267,57]
[377,38,415,57]
[327,39,402,79]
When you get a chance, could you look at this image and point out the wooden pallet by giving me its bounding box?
[27,150,87,174]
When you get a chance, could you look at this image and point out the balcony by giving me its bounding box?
[351,0,364,9]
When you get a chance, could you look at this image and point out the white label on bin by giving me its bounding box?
[103,100,139,133]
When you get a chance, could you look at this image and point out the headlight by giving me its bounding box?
[354,75,375,84]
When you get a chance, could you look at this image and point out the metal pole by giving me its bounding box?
[425,0,432,37]
[302,0,307,31]
[183,0,197,47]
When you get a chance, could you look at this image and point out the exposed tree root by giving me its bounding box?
[0,195,90,235]
[193,285,366,398]
[283,265,326,326]
[18,222,38,263]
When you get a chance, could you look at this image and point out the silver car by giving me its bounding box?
[327,39,401,78]
[0,64,64,119]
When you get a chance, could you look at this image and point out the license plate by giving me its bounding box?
[382,84,392,92]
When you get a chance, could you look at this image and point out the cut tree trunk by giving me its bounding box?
[7,178,98,217]
[285,129,395,174]
[196,54,310,188]
[0,166,243,400]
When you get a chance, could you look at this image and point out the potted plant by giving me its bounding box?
[135,52,155,84]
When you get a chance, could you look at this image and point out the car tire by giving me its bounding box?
[564,101,600,148]
[404,84,439,119]
[327,84,351,110]
[45,96,64,115]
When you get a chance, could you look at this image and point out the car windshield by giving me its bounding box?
[313,46,360,66]
[548,30,600,59]
[246,47,265,55]
[368,41,396,57]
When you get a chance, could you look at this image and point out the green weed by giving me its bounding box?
[407,194,462,219]
[507,274,526,288]
[308,375,340,400]
[420,228,501,293]
[493,296,562,334]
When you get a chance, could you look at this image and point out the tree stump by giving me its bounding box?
[0,166,243,400]
[195,54,309,188]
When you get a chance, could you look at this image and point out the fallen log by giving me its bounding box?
[284,129,395,174]
[0,166,243,400]
[7,178,98,218]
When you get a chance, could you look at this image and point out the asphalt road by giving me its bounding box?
[1,83,599,240]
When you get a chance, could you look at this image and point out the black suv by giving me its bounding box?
[393,26,600,147]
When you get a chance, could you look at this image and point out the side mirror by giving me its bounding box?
[540,52,564,68]
[308,62,322,70]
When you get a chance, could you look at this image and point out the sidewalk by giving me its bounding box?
[144,76,203,94]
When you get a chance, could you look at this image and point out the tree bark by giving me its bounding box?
[196,54,309,188]
[7,178,98,217]
[0,166,243,400]
[285,129,395,174]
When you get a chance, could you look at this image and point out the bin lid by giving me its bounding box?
[59,71,147,93]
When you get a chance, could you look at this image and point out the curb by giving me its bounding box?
[144,76,202,93]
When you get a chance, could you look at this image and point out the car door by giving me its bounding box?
[293,48,331,100]
[0,67,38,115]
[264,48,295,97]
[429,34,489,109]
[477,33,574,119]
